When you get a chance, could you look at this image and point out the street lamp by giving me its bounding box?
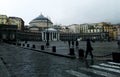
[46,18,49,46]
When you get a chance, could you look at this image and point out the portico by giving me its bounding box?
[42,28,59,41]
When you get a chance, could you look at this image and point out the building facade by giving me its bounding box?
[8,17,24,31]
[28,14,60,41]
[0,14,24,31]
[65,22,117,40]
[0,14,118,42]
[0,15,8,24]
[0,24,17,42]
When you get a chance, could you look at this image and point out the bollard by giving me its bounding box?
[13,42,16,45]
[23,43,25,47]
[41,45,44,50]
[52,46,56,52]
[32,44,36,48]
[78,49,84,58]
[20,43,21,46]
[69,48,75,55]
[112,52,120,63]
[27,44,29,47]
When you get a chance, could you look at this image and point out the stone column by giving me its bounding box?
[51,32,53,41]
[57,33,58,40]
[57,32,59,40]
[55,32,56,40]
[44,32,45,41]
[42,32,44,41]
[50,32,52,41]
[58,33,60,40]
[56,33,57,39]
[45,32,46,41]
[49,32,51,41]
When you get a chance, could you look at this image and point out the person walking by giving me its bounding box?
[76,40,79,48]
[72,40,74,47]
[85,38,93,59]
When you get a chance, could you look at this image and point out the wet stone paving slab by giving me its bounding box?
[0,41,120,77]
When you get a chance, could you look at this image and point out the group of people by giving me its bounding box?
[68,38,94,59]
[68,40,79,47]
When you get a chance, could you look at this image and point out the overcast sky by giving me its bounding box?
[0,0,120,25]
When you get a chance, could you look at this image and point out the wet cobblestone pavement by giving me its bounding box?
[0,41,120,77]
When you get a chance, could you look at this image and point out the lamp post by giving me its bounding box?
[46,18,49,46]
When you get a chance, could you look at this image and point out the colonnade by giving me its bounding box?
[42,31,59,41]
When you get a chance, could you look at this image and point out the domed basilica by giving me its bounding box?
[29,14,59,41]
[29,14,53,32]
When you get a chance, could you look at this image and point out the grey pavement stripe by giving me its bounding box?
[80,67,117,77]
[108,62,120,66]
[66,70,91,77]
[99,63,120,69]
[91,65,120,73]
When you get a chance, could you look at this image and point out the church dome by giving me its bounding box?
[29,14,52,24]
[33,14,48,21]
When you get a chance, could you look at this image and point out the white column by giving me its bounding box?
[49,32,51,41]
[51,32,53,41]
[56,33,58,40]
[51,32,52,41]
[53,32,54,40]
[58,33,60,40]
[53,32,55,39]
[55,32,57,40]
[45,32,46,41]
[43,32,45,41]
[42,32,44,41]
[50,32,52,41]
[44,32,45,41]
